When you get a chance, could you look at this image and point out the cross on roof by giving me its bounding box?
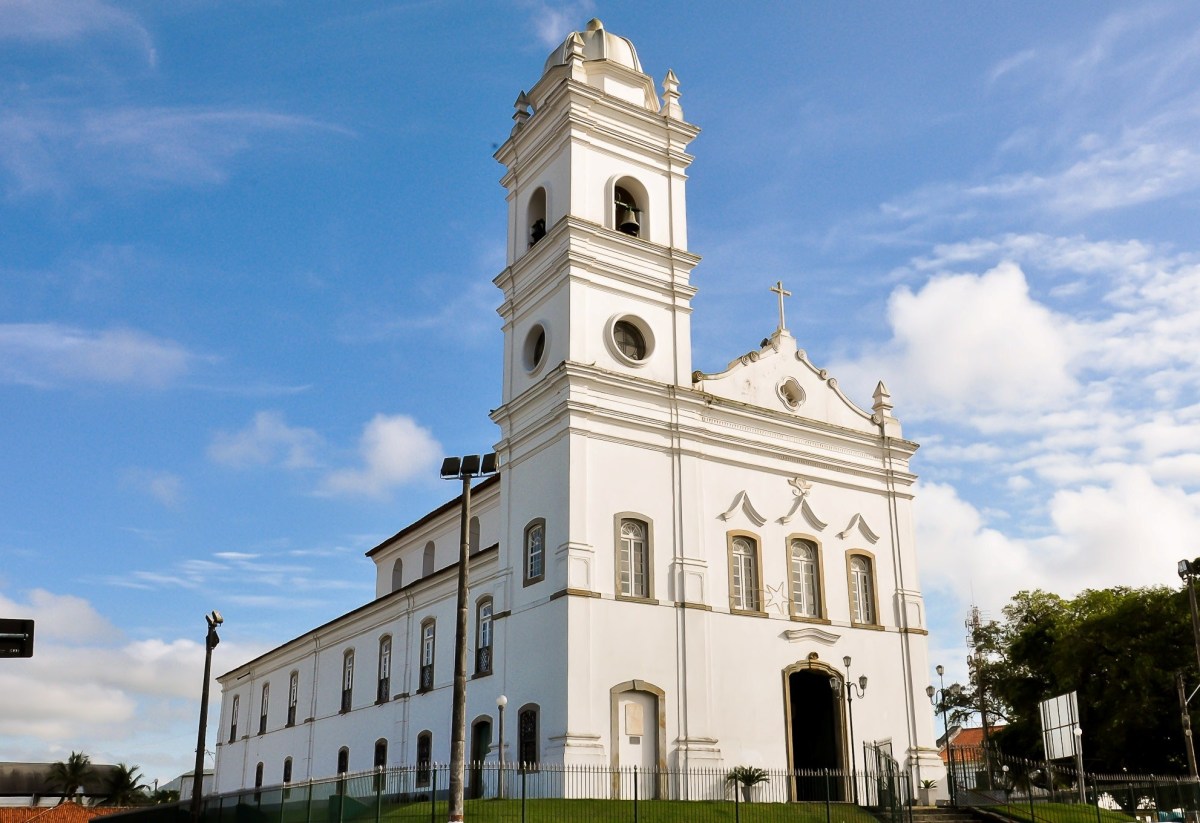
[770,280,792,332]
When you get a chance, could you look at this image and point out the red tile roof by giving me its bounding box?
[0,803,135,823]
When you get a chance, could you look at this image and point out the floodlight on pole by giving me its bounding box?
[840,655,867,804]
[1073,726,1085,804]
[443,452,498,822]
[191,610,223,823]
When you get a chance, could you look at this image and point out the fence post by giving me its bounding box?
[305,779,313,823]
[1093,775,1102,823]
[521,767,527,823]
[734,770,740,823]
[1029,778,1036,823]
[375,767,383,823]
[430,767,436,823]
[633,766,639,823]
[826,770,832,823]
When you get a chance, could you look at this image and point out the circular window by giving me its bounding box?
[523,324,547,372]
[613,321,646,360]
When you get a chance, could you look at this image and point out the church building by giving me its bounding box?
[213,19,942,802]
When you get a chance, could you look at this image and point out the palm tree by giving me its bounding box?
[49,751,94,804]
[102,763,148,806]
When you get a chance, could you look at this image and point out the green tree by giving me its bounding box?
[102,763,149,806]
[49,751,94,804]
[951,587,1195,775]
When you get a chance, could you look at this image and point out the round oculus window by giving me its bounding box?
[523,324,547,372]
[612,320,646,361]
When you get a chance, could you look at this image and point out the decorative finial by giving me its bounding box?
[660,69,683,119]
[511,91,532,133]
[770,280,792,333]
[586,18,604,31]
[872,381,893,416]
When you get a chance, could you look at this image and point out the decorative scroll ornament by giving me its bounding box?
[779,477,827,530]
[719,490,767,527]
[837,513,880,544]
[781,626,841,645]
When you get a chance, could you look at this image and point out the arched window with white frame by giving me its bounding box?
[849,553,877,625]
[475,597,493,676]
[377,635,391,703]
[341,649,354,713]
[419,619,435,692]
[789,538,822,619]
[617,517,650,599]
[728,534,761,612]
[523,519,545,585]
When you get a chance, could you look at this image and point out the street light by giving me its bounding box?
[190,610,223,823]
[496,695,508,800]
[926,665,963,740]
[441,453,498,823]
[1178,559,1200,782]
[1074,727,1086,804]
[841,655,868,804]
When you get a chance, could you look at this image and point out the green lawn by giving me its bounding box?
[978,802,1136,823]
[371,798,884,823]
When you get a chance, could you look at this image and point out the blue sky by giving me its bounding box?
[3,0,1200,786]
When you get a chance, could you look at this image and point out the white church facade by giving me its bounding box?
[213,19,943,802]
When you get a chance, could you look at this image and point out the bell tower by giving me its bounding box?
[492,18,701,409]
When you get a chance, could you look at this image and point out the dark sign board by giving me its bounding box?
[0,618,34,657]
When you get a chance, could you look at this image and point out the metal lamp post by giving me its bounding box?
[1073,727,1085,804]
[190,610,223,823]
[1178,559,1200,782]
[496,694,507,800]
[441,453,498,823]
[842,655,868,804]
[927,666,964,805]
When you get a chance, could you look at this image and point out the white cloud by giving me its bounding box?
[0,323,196,387]
[0,0,155,62]
[521,0,596,49]
[0,107,347,196]
[208,411,322,469]
[121,468,184,507]
[320,414,442,498]
[834,262,1078,416]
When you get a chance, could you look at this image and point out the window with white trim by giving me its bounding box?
[377,635,391,703]
[475,597,493,676]
[229,695,239,743]
[416,732,432,787]
[730,535,761,612]
[287,671,298,727]
[419,619,435,691]
[618,518,649,598]
[524,519,545,585]
[258,682,269,735]
[850,554,876,624]
[341,650,354,713]
[789,538,821,618]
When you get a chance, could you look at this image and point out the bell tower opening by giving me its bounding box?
[787,668,845,801]
[527,187,547,247]
[612,179,646,238]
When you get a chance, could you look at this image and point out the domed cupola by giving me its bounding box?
[543,18,643,74]
[536,18,658,111]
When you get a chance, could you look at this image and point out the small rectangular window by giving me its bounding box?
[419,621,435,692]
[524,520,545,585]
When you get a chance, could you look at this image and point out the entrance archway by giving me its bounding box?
[469,718,492,799]
[784,666,845,801]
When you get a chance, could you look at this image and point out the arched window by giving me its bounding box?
[282,757,293,785]
[849,554,877,625]
[374,738,388,769]
[254,762,264,789]
[729,535,761,612]
[419,619,436,692]
[229,695,239,743]
[617,518,649,598]
[613,181,644,238]
[524,519,546,585]
[391,558,403,592]
[377,635,392,703]
[518,704,539,768]
[469,516,481,555]
[527,187,547,247]
[341,649,354,713]
[789,538,822,619]
[422,541,435,577]
[336,747,349,796]
[475,597,493,676]
[287,671,299,727]
[416,732,432,787]
[258,682,269,735]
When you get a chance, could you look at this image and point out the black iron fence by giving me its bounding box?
[947,745,1200,823]
[108,763,909,823]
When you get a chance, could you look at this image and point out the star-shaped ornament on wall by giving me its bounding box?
[762,581,790,617]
